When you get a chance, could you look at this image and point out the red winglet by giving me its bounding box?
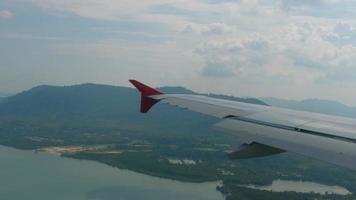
[129,80,163,113]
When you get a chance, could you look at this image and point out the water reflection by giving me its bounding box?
[243,179,351,195]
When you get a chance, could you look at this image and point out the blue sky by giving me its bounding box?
[1,0,356,105]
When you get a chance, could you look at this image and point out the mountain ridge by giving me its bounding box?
[2,84,355,119]
[261,97,356,118]
[0,83,267,117]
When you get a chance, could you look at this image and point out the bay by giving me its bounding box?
[0,145,224,200]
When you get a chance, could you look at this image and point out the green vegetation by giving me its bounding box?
[0,83,355,199]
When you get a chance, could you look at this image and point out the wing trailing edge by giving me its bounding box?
[129,80,163,113]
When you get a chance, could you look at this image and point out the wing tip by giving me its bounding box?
[129,79,163,97]
[129,79,163,113]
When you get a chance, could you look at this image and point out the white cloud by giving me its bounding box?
[201,61,234,77]
[3,0,356,104]
[193,19,356,92]
[30,0,193,30]
[183,22,235,35]
[0,10,13,18]
[28,0,286,29]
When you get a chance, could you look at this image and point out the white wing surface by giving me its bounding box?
[130,80,356,170]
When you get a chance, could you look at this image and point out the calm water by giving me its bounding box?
[0,145,224,200]
[243,179,351,195]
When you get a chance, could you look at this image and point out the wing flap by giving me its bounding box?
[241,110,356,141]
[215,118,356,170]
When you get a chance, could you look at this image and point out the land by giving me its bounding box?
[0,83,355,200]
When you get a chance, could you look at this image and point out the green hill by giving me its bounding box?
[0,83,266,148]
[0,84,266,117]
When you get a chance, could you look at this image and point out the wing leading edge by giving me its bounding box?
[129,80,356,170]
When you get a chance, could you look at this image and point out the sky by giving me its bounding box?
[1,0,356,105]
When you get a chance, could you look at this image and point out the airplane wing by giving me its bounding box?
[129,80,356,170]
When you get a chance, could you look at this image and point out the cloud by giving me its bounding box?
[2,0,356,105]
[27,0,285,29]
[194,20,356,88]
[326,22,356,46]
[201,61,234,77]
[279,0,356,18]
[0,10,13,18]
[22,1,356,77]
[183,22,235,35]
[195,36,272,78]
[279,0,325,11]
[29,0,192,29]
